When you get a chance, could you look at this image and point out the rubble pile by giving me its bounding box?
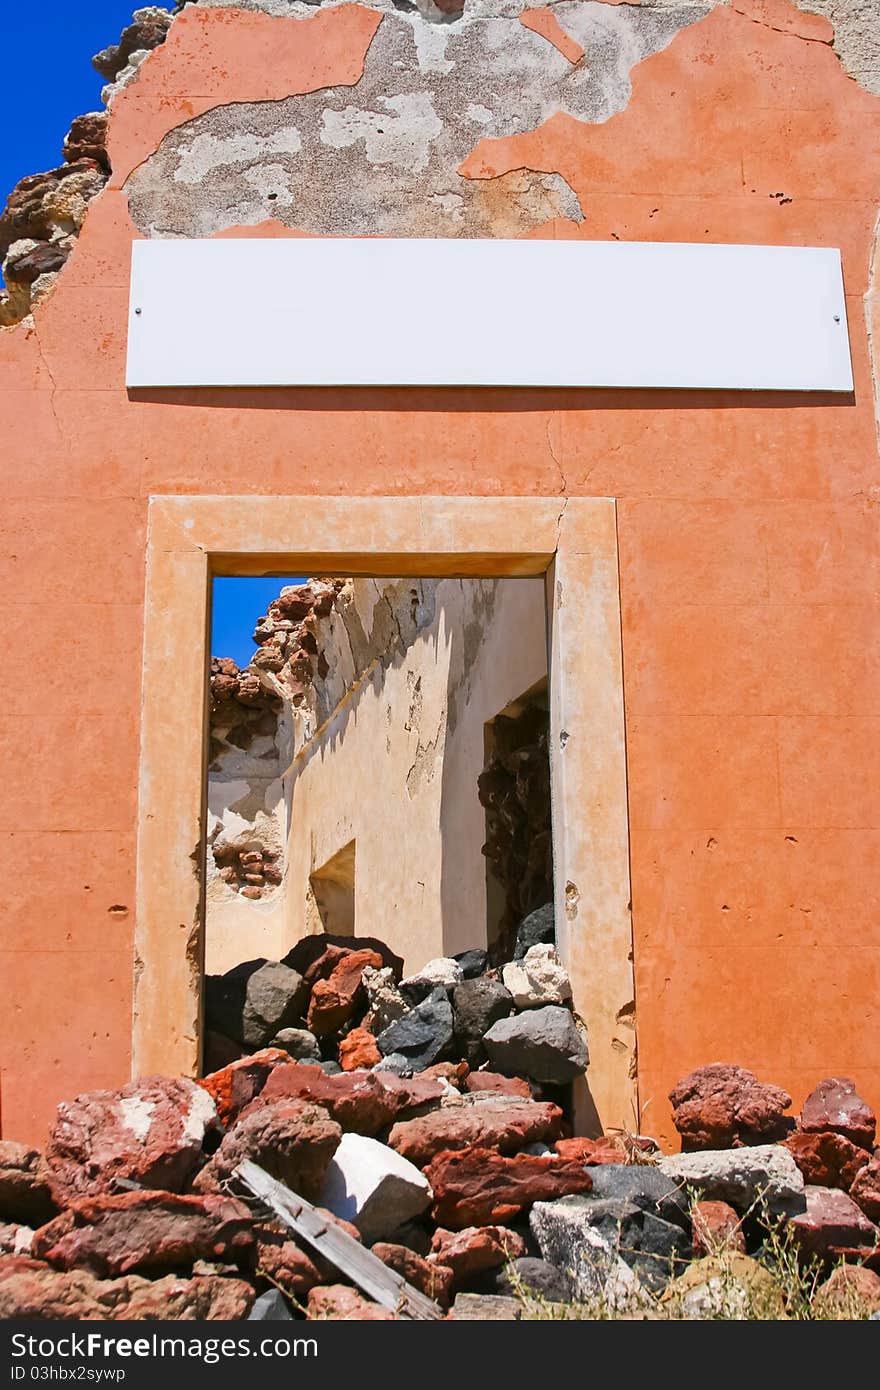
[1,929,878,1318]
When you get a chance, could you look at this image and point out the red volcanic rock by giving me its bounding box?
[789,1186,879,1257]
[31,1191,254,1278]
[338,1028,382,1072]
[308,949,384,1036]
[669,1064,793,1150]
[259,1064,446,1134]
[422,1061,469,1087]
[783,1132,868,1191]
[199,1048,291,1126]
[0,1256,253,1320]
[255,1228,322,1296]
[302,945,351,989]
[62,112,109,171]
[691,1200,746,1257]
[371,1242,453,1307]
[553,1136,624,1165]
[388,1100,564,1167]
[466,1072,531,1099]
[812,1264,880,1317]
[800,1078,876,1151]
[307,1284,395,1320]
[850,1159,880,1222]
[47,1076,219,1204]
[259,1065,398,1136]
[0,1142,57,1225]
[284,933,404,983]
[193,1098,340,1200]
[425,1147,593,1229]
[429,1225,526,1283]
[370,1072,447,1114]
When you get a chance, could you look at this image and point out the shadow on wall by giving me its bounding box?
[284,575,549,968]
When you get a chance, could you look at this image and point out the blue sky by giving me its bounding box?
[212,577,306,668]
[0,4,303,668]
[0,3,169,213]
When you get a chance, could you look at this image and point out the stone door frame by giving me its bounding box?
[135,495,637,1133]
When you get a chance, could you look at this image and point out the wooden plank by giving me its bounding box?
[234,1159,445,1321]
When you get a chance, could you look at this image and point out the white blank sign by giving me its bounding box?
[126,237,852,392]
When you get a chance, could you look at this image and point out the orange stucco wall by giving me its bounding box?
[1,1,878,1148]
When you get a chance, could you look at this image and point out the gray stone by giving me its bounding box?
[376,988,454,1071]
[316,1060,342,1076]
[205,959,306,1048]
[658,1145,806,1214]
[583,1164,690,1228]
[513,903,556,960]
[269,1027,321,1062]
[248,1288,293,1320]
[372,1053,412,1077]
[530,1197,646,1309]
[484,1006,588,1084]
[571,1197,690,1293]
[452,1292,521,1321]
[495,1257,573,1303]
[451,977,514,1066]
[319,1133,432,1243]
[454,948,488,980]
[241,962,307,1048]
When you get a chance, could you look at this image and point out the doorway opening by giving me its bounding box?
[135,494,636,1135]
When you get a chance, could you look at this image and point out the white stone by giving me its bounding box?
[400,957,463,992]
[502,944,572,1008]
[658,1145,805,1214]
[530,1198,648,1310]
[319,1133,432,1242]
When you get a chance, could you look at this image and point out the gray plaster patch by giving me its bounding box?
[127,3,708,239]
[187,0,880,95]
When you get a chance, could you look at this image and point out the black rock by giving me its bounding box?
[513,903,555,960]
[454,948,489,979]
[495,1257,574,1303]
[585,1164,690,1229]
[204,974,248,1045]
[452,977,514,1066]
[316,1060,342,1075]
[376,988,454,1071]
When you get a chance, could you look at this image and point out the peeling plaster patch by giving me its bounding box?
[182,1086,218,1142]
[320,92,444,174]
[466,103,495,124]
[118,1096,155,1142]
[174,128,303,183]
[413,21,455,71]
[243,162,295,205]
[129,3,706,238]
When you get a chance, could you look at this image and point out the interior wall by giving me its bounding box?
[284,576,548,971]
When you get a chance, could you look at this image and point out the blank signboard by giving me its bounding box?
[125,237,853,392]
